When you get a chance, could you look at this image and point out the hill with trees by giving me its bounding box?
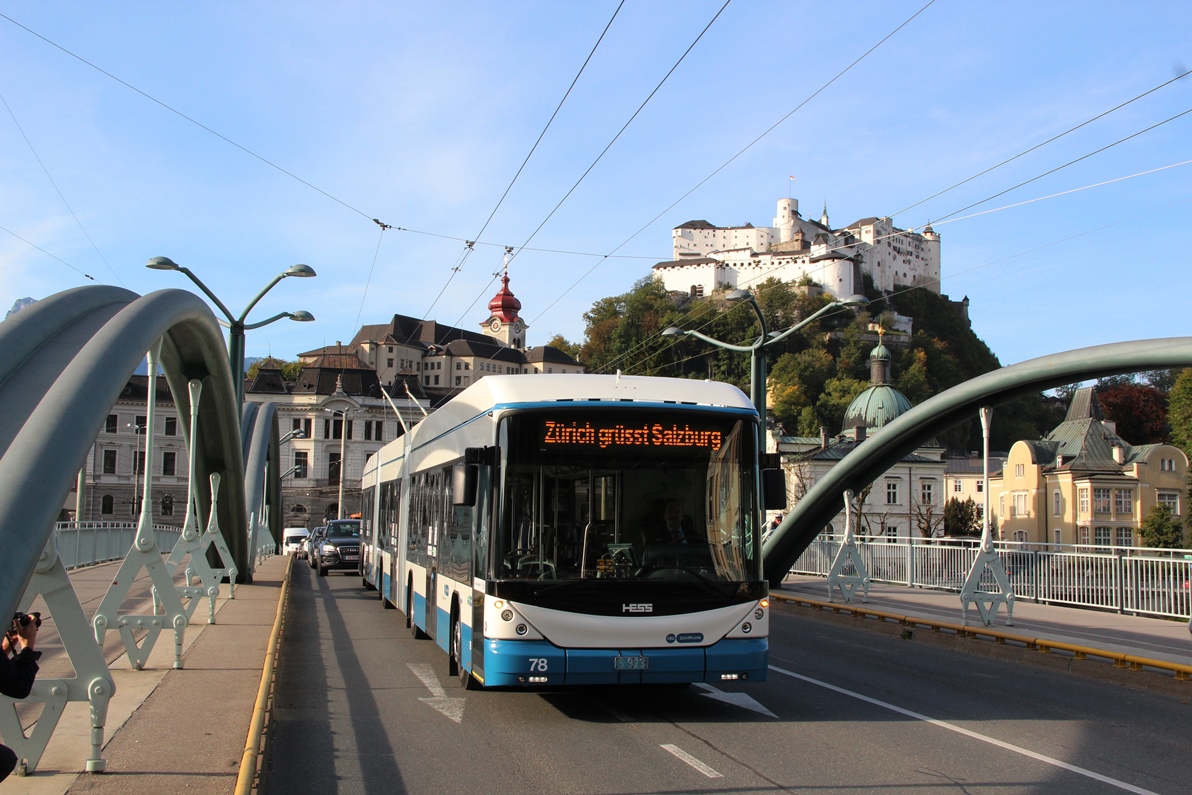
[567,276,1068,454]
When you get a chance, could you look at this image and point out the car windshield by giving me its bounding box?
[494,409,759,583]
[325,520,360,539]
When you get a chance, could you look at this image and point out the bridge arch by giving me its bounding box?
[763,337,1192,587]
[0,286,252,623]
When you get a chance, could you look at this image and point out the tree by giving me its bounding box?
[943,497,981,537]
[1138,503,1184,549]
[544,334,582,362]
[912,495,945,538]
[246,357,304,381]
[1167,368,1192,459]
[1096,381,1169,444]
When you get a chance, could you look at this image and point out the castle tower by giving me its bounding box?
[774,198,799,243]
[481,264,526,348]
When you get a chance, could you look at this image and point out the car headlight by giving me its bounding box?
[323,543,337,552]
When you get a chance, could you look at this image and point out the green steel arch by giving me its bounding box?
[241,400,282,557]
[763,337,1192,588]
[0,286,252,624]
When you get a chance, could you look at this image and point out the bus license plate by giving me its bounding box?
[614,656,649,671]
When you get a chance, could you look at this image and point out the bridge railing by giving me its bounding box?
[792,535,1192,620]
[53,521,182,570]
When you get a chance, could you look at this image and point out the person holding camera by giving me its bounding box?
[0,612,41,782]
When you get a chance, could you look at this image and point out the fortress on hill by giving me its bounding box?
[652,198,940,301]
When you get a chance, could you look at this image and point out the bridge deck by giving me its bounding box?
[5,558,1189,794]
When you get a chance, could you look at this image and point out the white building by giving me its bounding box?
[653,198,940,300]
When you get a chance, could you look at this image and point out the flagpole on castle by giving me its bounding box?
[788,175,795,198]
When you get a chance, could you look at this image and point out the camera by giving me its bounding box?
[11,612,41,630]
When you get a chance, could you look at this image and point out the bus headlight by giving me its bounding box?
[754,608,765,620]
[741,622,752,634]
[516,624,528,635]
[501,609,514,622]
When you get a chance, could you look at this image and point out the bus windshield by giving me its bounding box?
[495,409,759,583]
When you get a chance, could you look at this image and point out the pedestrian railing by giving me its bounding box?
[792,536,1192,620]
[53,521,182,569]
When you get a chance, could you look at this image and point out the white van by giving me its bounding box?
[282,527,309,555]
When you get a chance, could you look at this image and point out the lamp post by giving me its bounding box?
[127,422,145,517]
[663,291,870,453]
[324,408,363,520]
[146,257,316,408]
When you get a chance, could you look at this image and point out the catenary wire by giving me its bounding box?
[0,91,122,285]
[887,67,1192,221]
[462,0,733,366]
[525,0,936,334]
[417,1,625,340]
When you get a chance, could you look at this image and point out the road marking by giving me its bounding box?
[694,683,778,718]
[408,663,465,723]
[770,665,1161,795]
[660,744,723,778]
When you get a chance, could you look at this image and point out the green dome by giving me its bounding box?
[843,384,912,435]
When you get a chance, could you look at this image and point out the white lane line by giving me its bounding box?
[660,744,723,779]
[408,663,445,698]
[770,665,1160,795]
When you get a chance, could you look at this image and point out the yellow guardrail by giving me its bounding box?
[771,592,1192,682]
[235,554,293,794]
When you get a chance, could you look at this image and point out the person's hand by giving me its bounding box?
[14,618,37,652]
[1,633,12,655]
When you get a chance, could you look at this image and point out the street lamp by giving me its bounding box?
[323,408,363,520]
[279,428,306,445]
[663,291,869,453]
[146,256,316,408]
[127,422,145,517]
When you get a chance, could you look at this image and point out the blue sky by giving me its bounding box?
[2,1,1190,370]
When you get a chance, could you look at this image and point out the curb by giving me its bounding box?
[235,554,292,794]
[771,592,1192,686]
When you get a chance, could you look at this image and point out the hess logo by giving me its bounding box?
[622,603,653,613]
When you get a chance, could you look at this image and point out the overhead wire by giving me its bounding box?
[887,67,1192,220]
[0,91,120,285]
[462,0,732,368]
[427,0,626,340]
[527,0,936,342]
[597,137,1192,376]
[0,223,97,282]
[604,65,1192,368]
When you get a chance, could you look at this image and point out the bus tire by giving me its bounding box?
[408,590,427,639]
[452,615,478,690]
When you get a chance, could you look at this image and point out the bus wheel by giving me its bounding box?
[408,591,427,639]
[452,616,478,690]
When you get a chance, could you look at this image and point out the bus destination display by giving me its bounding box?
[541,419,723,451]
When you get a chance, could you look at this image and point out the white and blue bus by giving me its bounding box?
[359,373,782,688]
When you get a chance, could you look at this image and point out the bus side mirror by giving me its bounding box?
[762,469,787,511]
[453,464,478,507]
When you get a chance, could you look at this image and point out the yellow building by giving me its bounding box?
[991,387,1186,547]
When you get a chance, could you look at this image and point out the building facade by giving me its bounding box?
[653,197,941,301]
[263,271,582,526]
[82,376,188,525]
[990,387,1187,547]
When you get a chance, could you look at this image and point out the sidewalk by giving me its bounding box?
[777,573,1192,668]
[5,553,289,795]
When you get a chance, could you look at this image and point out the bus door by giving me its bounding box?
[423,467,446,640]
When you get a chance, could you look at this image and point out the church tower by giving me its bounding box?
[481,257,526,348]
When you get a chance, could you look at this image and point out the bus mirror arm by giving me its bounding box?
[466,446,498,466]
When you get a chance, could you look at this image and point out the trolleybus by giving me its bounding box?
[359,373,782,688]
